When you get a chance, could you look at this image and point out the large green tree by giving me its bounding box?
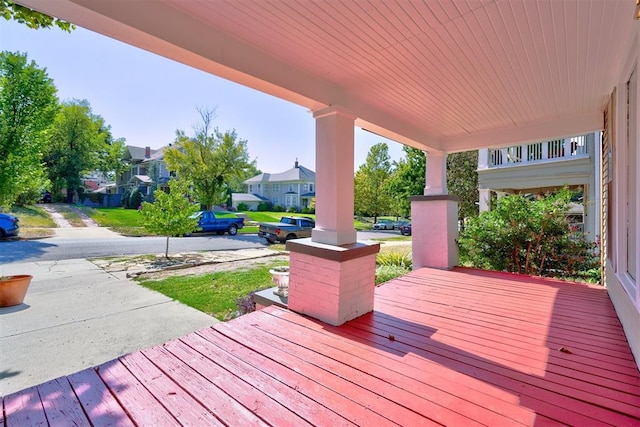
[164,108,255,210]
[0,51,58,209]
[1,0,73,31]
[447,150,479,226]
[385,146,426,217]
[44,99,112,203]
[354,142,393,221]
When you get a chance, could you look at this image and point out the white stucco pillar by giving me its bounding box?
[479,188,491,212]
[411,151,459,270]
[311,106,357,246]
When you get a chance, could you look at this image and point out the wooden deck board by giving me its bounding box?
[66,368,135,427]
[3,267,640,426]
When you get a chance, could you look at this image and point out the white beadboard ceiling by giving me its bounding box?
[19,0,638,152]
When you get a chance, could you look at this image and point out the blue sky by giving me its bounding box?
[1,20,405,173]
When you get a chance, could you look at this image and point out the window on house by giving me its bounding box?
[257,184,261,192]
[249,184,253,193]
[272,197,279,205]
[309,183,314,192]
[303,184,308,192]
[289,184,293,192]
[273,184,279,192]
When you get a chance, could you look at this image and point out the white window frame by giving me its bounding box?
[617,60,639,304]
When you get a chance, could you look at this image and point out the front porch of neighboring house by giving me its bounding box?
[477,133,600,241]
[4,267,639,426]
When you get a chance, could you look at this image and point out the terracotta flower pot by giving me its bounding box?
[0,275,33,307]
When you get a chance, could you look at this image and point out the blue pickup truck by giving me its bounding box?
[190,211,245,235]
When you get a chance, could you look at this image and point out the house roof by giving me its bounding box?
[128,174,153,184]
[124,145,152,161]
[23,0,636,152]
[245,165,315,184]
[232,193,268,203]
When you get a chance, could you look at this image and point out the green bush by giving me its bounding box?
[301,207,315,214]
[376,265,410,285]
[458,189,600,282]
[257,201,272,211]
[121,188,131,208]
[273,205,285,212]
[129,189,143,209]
[237,202,249,211]
[376,251,412,269]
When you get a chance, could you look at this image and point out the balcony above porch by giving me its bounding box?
[478,133,597,192]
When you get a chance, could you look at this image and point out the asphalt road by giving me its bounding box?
[0,230,401,264]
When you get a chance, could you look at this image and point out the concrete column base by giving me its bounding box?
[286,239,380,326]
[410,195,460,270]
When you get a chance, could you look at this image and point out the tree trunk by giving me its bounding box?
[66,188,74,204]
[165,235,170,259]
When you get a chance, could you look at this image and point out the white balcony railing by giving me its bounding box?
[482,134,591,169]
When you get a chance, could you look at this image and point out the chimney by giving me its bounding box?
[145,146,151,158]
[294,158,299,168]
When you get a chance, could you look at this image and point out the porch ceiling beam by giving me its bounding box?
[442,112,604,153]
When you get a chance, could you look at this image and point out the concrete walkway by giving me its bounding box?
[40,204,123,239]
[0,259,218,396]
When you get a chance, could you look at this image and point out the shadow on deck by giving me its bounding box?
[3,267,639,425]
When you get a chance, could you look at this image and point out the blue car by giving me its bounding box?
[0,213,19,238]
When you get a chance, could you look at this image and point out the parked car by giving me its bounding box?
[190,211,245,235]
[41,191,52,203]
[0,213,19,238]
[399,222,412,236]
[373,219,394,230]
[258,216,315,243]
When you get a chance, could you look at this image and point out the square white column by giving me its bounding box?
[312,106,357,246]
[424,151,447,195]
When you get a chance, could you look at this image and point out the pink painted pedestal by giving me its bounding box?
[410,195,459,270]
[286,239,380,326]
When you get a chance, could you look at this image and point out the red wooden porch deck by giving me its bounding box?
[3,267,639,426]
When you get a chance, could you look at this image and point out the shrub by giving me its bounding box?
[376,251,412,269]
[458,189,600,282]
[235,291,257,315]
[287,206,298,213]
[273,205,285,212]
[376,265,410,285]
[237,202,249,211]
[121,188,132,208]
[257,201,272,211]
[301,207,315,214]
[129,189,143,209]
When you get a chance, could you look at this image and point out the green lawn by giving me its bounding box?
[10,206,56,228]
[239,211,376,230]
[136,260,287,320]
[90,207,143,227]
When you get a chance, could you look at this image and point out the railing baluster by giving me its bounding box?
[484,133,593,169]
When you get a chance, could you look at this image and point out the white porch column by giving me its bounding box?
[311,106,357,246]
[286,105,379,326]
[411,151,459,270]
[478,149,489,170]
[479,188,491,212]
[424,151,447,195]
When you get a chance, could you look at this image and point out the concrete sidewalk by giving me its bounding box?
[0,258,218,396]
